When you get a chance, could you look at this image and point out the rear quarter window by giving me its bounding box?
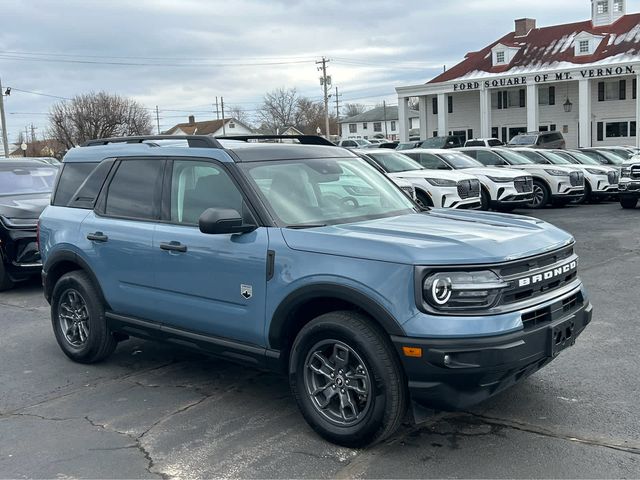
[52,162,99,206]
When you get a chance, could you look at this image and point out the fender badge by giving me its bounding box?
[241,284,253,299]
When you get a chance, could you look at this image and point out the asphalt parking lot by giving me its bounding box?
[1,202,639,479]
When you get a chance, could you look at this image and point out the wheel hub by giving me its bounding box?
[58,289,90,348]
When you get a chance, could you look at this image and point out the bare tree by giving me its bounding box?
[48,92,153,149]
[226,105,252,127]
[296,97,338,135]
[342,103,367,118]
[257,88,300,134]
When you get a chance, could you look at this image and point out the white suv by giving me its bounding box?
[547,150,619,202]
[618,155,640,209]
[356,149,481,209]
[464,138,505,147]
[405,149,533,211]
[459,147,585,208]
[337,139,371,149]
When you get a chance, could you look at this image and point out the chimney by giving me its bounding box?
[188,115,195,125]
[514,18,536,37]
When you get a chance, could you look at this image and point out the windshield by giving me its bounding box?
[0,165,58,195]
[605,148,632,159]
[355,139,371,146]
[436,152,483,169]
[368,152,425,173]
[588,149,624,165]
[559,151,601,166]
[509,135,537,145]
[539,151,572,165]
[239,157,416,227]
[494,149,534,165]
[420,137,448,148]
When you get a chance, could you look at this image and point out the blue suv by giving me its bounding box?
[39,135,592,447]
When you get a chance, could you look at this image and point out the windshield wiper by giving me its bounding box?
[285,224,328,229]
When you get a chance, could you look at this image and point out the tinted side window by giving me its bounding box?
[104,159,163,219]
[52,162,98,206]
[68,159,115,209]
[475,150,504,166]
[465,141,484,147]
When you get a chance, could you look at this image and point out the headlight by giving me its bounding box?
[425,178,456,187]
[585,168,605,175]
[485,176,514,183]
[621,167,631,178]
[423,270,508,311]
[544,169,570,176]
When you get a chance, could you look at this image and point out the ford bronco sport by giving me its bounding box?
[39,135,592,447]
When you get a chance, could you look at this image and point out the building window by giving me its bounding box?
[496,51,505,64]
[390,121,396,131]
[349,124,357,134]
[363,122,368,130]
[605,121,629,138]
[538,86,556,105]
[432,97,438,114]
[491,127,499,139]
[613,0,623,12]
[599,80,626,101]
[507,89,525,108]
[579,40,590,54]
[597,1,608,14]
[228,122,235,129]
[631,121,637,137]
[373,122,382,132]
[448,96,453,113]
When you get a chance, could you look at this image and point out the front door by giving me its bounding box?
[153,159,269,346]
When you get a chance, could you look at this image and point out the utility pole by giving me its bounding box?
[316,57,331,138]
[214,97,220,120]
[0,78,9,157]
[155,106,161,134]
[334,86,342,138]
[221,97,226,135]
[30,123,38,143]
[383,100,388,139]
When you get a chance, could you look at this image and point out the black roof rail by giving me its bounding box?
[81,135,223,149]
[216,135,335,146]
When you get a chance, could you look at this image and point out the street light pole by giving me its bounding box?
[317,57,331,138]
[0,78,9,157]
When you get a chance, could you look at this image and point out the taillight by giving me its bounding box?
[36,220,40,250]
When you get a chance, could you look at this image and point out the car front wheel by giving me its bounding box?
[0,261,15,291]
[51,271,117,364]
[289,311,407,447]
[529,181,550,209]
[620,197,638,209]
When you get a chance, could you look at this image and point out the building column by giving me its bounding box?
[578,79,592,148]
[418,96,428,140]
[479,88,491,138]
[526,83,539,133]
[398,96,410,142]
[636,73,640,149]
[437,93,448,137]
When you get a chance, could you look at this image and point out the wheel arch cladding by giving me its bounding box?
[44,250,109,308]
[268,284,405,354]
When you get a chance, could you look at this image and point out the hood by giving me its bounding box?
[571,165,613,174]
[281,210,573,266]
[459,167,528,179]
[389,169,476,182]
[508,164,575,174]
[0,193,51,220]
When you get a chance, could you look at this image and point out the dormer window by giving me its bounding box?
[491,43,520,66]
[597,1,609,14]
[496,51,506,64]
[574,32,604,56]
[613,0,624,12]
[579,40,590,54]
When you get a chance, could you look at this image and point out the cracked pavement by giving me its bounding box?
[1,203,639,478]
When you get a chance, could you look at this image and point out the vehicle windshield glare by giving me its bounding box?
[560,151,601,166]
[368,152,425,173]
[593,150,624,165]
[541,151,572,165]
[509,135,537,145]
[240,157,417,226]
[0,166,58,196]
[437,152,483,169]
[494,149,534,165]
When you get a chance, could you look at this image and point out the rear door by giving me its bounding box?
[152,159,269,346]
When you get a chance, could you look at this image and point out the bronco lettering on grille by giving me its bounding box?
[518,260,577,287]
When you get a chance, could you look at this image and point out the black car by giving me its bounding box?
[0,160,59,290]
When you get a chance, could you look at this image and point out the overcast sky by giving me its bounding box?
[1,0,639,142]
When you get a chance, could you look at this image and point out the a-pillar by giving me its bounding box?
[437,93,448,137]
[418,96,428,140]
[526,83,539,133]
[479,88,491,138]
[398,96,410,142]
[578,79,592,147]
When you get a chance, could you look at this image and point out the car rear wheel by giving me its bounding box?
[620,197,638,209]
[289,311,407,447]
[51,271,117,364]
[0,261,15,291]
[480,189,491,211]
[528,181,550,209]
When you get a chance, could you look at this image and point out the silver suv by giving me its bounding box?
[508,131,566,149]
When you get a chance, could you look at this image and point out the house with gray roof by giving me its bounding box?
[338,105,419,140]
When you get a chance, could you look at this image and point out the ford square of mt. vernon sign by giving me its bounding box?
[452,65,637,91]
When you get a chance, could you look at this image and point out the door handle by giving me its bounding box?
[87,232,108,242]
[160,241,187,253]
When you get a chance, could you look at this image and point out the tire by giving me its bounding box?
[620,197,638,209]
[480,188,491,211]
[496,204,516,212]
[528,180,550,209]
[578,183,591,204]
[0,261,15,292]
[416,190,433,208]
[289,311,407,447]
[51,270,117,364]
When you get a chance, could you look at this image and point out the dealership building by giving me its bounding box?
[396,0,640,148]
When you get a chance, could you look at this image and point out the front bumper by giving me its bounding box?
[0,226,41,280]
[618,180,640,197]
[392,298,592,411]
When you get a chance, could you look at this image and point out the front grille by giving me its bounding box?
[608,171,619,185]
[569,171,583,186]
[457,179,480,199]
[631,166,640,180]
[498,245,578,306]
[514,176,533,193]
[522,292,583,331]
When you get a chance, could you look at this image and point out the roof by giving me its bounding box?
[430,13,640,83]
[340,105,419,124]
[165,118,252,135]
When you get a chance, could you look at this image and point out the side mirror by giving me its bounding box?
[198,208,256,235]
